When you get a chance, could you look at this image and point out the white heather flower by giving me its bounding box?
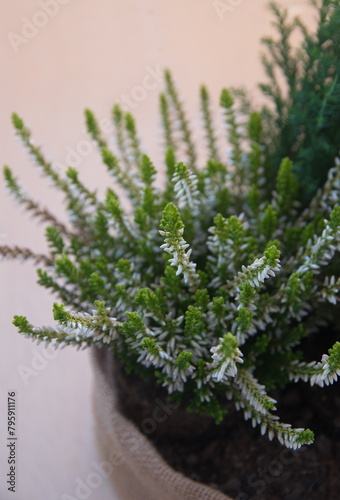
[210,334,243,382]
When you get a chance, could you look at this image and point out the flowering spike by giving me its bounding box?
[160,203,200,290]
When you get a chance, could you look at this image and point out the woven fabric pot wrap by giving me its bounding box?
[92,348,233,500]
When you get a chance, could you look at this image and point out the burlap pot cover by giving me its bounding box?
[91,349,233,500]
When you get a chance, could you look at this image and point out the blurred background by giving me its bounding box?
[0,1,312,498]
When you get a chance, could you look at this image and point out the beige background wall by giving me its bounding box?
[1,1,312,499]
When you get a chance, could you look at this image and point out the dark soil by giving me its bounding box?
[153,382,340,500]
[96,347,340,500]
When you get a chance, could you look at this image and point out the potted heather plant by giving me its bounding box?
[2,2,340,498]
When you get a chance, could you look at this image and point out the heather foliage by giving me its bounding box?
[3,1,340,450]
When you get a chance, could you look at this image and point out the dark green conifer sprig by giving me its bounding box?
[260,0,340,202]
[3,1,340,451]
